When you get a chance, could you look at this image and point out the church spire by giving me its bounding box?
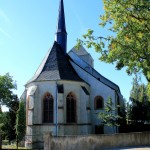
[55,0,67,54]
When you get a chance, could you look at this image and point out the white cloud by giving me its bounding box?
[67,1,86,36]
[0,27,12,39]
[0,9,11,24]
[0,9,12,40]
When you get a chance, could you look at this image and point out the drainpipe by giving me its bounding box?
[56,80,58,136]
[115,91,119,133]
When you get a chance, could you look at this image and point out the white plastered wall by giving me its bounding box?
[25,80,91,136]
[69,61,118,134]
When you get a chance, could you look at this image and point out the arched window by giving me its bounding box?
[43,92,54,123]
[66,92,76,123]
[94,96,104,109]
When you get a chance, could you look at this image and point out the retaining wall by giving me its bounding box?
[44,132,150,150]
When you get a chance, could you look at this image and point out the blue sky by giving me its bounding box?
[0,0,147,110]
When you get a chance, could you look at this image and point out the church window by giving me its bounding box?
[66,92,76,123]
[43,92,54,123]
[94,96,104,109]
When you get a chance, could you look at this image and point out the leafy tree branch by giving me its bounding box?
[76,0,150,86]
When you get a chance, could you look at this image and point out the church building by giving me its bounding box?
[22,0,123,149]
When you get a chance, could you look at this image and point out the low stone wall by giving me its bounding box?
[44,132,150,150]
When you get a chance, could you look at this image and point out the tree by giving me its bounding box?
[128,76,150,124]
[1,96,19,143]
[16,101,26,144]
[0,112,7,137]
[0,73,16,107]
[118,98,127,126]
[0,73,18,143]
[0,105,2,113]
[98,97,121,132]
[77,0,150,87]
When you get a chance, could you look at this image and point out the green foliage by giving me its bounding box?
[16,101,26,142]
[1,96,19,142]
[98,97,121,128]
[0,73,16,106]
[0,105,2,113]
[118,98,127,125]
[128,76,150,124]
[147,83,150,97]
[77,0,150,91]
[0,112,7,135]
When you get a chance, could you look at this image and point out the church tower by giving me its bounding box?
[55,0,67,54]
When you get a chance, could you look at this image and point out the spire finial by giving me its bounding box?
[55,0,67,54]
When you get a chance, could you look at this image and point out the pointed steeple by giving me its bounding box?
[55,0,67,54]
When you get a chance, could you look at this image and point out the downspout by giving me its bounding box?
[115,91,118,133]
[56,80,58,136]
[115,90,120,133]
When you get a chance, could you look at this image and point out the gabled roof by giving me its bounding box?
[27,41,83,84]
[68,50,121,93]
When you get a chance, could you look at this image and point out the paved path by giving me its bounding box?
[107,146,150,150]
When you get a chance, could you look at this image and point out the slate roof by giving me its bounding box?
[57,0,66,33]
[68,51,121,93]
[56,0,67,53]
[27,41,83,84]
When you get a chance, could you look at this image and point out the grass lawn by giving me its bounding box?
[2,144,27,149]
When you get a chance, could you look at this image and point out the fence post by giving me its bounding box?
[44,132,51,150]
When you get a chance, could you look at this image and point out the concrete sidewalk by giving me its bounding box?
[108,146,150,150]
[107,146,150,150]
